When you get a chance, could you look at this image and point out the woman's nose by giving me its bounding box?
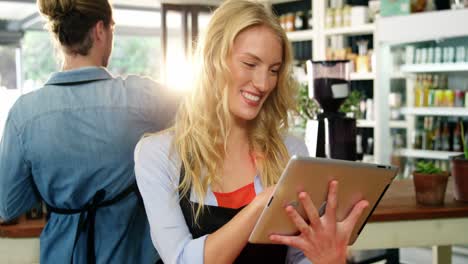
[252,69,269,91]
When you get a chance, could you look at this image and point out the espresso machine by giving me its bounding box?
[305,60,357,161]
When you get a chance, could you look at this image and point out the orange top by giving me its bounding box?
[213,182,256,209]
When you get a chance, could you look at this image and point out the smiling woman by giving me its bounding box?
[135,0,368,264]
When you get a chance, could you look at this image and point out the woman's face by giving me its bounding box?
[227,25,283,124]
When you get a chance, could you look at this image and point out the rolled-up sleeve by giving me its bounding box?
[135,134,206,264]
[0,114,37,221]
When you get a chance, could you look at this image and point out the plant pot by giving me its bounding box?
[413,172,449,206]
[451,155,468,202]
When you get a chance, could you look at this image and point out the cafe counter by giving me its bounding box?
[2,180,468,263]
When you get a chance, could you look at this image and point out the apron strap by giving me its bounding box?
[46,182,140,264]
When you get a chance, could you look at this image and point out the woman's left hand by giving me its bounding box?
[269,180,369,264]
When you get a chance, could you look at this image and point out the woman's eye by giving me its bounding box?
[270,69,279,75]
[243,62,255,68]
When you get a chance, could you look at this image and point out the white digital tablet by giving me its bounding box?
[248,156,398,245]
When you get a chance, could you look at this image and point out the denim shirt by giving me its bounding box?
[0,67,178,263]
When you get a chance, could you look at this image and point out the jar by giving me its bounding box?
[405,46,415,65]
[427,47,434,64]
[444,90,455,107]
[428,89,436,107]
[326,8,334,28]
[334,7,343,28]
[465,91,468,107]
[420,48,427,64]
[285,13,294,32]
[435,90,444,106]
[456,46,466,63]
[455,90,465,107]
[295,11,305,31]
[343,5,351,27]
[415,48,422,64]
[279,15,286,31]
[307,10,313,29]
[434,47,442,63]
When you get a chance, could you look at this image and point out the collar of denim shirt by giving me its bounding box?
[45,67,114,85]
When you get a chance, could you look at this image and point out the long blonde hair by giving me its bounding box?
[174,0,298,219]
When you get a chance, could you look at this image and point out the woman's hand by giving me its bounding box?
[269,180,369,264]
[250,185,276,215]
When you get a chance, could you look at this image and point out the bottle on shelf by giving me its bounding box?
[343,5,351,27]
[334,7,343,28]
[441,119,451,151]
[356,134,364,161]
[453,120,463,152]
[412,119,423,149]
[307,9,313,29]
[295,11,305,31]
[414,75,423,107]
[428,74,438,107]
[422,74,431,107]
[356,40,370,73]
[432,117,442,151]
[422,116,434,150]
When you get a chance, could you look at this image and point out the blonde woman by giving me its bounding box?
[135,0,368,263]
[0,0,177,263]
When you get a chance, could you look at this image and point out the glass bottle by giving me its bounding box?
[422,117,434,150]
[441,119,451,151]
[453,121,462,152]
[432,117,442,151]
[422,74,431,107]
[412,119,423,149]
[414,75,423,107]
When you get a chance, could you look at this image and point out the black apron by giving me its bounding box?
[45,182,142,264]
[178,166,288,264]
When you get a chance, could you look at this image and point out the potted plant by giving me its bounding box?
[413,161,449,206]
[451,121,468,202]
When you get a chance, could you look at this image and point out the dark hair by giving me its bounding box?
[37,0,113,55]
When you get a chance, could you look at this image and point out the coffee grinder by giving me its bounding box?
[305,60,357,161]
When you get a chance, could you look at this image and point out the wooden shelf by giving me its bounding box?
[286,29,314,42]
[324,23,375,36]
[393,148,462,160]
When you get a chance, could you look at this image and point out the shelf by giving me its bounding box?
[394,148,462,160]
[400,107,468,117]
[390,120,408,129]
[357,119,375,128]
[324,23,375,36]
[378,9,468,45]
[400,63,468,73]
[286,29,314,42]
[350,72,375,81]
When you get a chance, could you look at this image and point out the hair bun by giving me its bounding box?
[37,0,76,20]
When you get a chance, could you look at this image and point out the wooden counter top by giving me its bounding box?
[0,215,46,238]
[2,179,468,238]
[369,179,468,222]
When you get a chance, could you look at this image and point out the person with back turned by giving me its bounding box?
[0,0,178,263]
